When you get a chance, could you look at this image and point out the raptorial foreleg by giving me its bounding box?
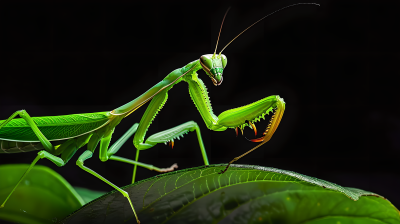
[217,95,286,173]
[131,88,188,183]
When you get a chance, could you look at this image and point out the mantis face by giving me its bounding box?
[200,54,227,86]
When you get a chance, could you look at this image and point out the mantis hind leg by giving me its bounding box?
[1,133,90,209]
[0,150,65,208]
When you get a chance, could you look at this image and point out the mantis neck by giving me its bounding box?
[110,59,201,117]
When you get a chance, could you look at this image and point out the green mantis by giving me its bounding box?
[0,3,320,223]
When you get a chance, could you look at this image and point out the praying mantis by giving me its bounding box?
[0,3,319,223]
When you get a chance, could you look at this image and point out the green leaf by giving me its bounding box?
[73,187,106,204]
[0,164,85,224]
[59,164,400,224]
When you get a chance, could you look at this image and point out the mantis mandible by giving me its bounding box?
[0,3,318,223]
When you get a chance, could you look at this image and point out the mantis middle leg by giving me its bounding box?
[74,126,145,223]
[94,123,180,181]
[74,120,190,223]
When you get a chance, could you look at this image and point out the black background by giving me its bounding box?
[1,0,400,216]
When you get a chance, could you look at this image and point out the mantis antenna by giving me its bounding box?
[218,2,320,56]
[213,7,231,59]
[218,3,320,174]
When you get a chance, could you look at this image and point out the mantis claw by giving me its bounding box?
[247,97,285,143]
[218,95,285,143]
[247,136,264,142]
[168,140,174,149]
[248,121,257,136]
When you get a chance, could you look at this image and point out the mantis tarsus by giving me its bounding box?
[0,3,319,223]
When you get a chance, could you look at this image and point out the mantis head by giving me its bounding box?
[200,53,227,86]
[203,3,320,86]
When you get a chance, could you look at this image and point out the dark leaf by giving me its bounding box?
[59,164,400,224]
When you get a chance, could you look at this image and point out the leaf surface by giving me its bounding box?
[73,187,107,204]
[0,164,84,224]
[59,164,400,224]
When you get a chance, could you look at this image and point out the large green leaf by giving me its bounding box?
[59,164,400,224]
[0,164,85,224]
[73,187,107,204]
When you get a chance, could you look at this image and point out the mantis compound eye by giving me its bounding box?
[221,54,227,68]
[200,55,213,70]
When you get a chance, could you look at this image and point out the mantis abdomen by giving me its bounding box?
[0,111,112,154]
[0,139,66,154]
[0,112,111,141]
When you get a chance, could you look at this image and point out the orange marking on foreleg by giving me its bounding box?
[248,121,257,136]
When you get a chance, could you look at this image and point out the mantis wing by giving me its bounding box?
[0,112,110,142]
